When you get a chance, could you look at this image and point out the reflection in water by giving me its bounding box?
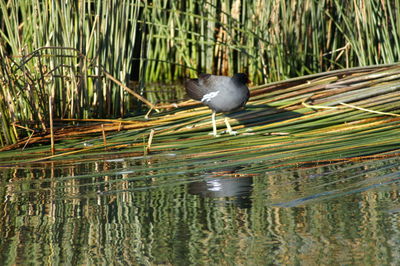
[1,156,400,264]
[188,170,253,208]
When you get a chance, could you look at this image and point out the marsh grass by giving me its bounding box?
[0,64,399,169]
[1,0,400,147]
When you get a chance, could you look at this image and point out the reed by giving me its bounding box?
[1,0,400,146]
[0,64,399,168]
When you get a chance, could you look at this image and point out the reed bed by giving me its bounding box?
[1,0,400,149]
[0,64,399,168]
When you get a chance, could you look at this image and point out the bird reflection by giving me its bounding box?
[188,167,253,209]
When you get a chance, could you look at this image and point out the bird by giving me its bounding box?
[184,73,250,137]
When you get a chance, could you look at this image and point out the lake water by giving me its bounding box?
[1,153,400,265]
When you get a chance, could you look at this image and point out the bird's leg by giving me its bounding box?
[211,111,218,137]
[224,117,237,135]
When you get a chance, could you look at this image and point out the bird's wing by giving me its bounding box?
[185,79,203,101]
[185,74,215,101]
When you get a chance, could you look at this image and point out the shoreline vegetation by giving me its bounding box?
[1,64,400,167]
[1,1,400,160]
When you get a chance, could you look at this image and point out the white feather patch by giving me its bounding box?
[201,91,220,102]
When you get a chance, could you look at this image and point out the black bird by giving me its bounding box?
[185,73,250,136]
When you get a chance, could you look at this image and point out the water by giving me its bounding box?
[1,154,400,265]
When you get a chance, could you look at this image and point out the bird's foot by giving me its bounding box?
[221,130,238,136]
[208,132,221,137]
